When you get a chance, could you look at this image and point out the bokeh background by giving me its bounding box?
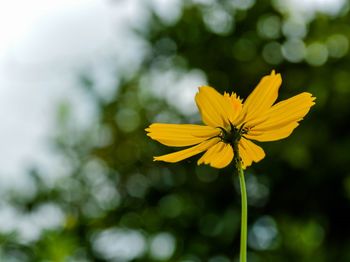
[0,0,349,261]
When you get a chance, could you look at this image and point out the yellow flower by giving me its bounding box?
[146,71,315,169]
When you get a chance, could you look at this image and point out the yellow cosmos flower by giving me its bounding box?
[146,71,315,169]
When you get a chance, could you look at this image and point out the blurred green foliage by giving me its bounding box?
[1,0,350,261]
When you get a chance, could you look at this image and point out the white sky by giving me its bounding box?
[0,0,346,191]
[0,0,146,190]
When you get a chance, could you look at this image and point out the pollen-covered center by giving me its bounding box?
[218,123,248,145]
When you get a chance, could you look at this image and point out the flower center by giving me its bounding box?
[218,123,247,145]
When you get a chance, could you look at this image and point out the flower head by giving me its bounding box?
[146,71,315,169]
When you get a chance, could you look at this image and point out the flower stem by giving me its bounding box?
[238,164,247,262]
[233,141,247,262]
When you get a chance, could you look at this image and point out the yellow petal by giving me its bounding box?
[238,71,282,124]
[146,123,220,147]
[154,138,220,163]
[238,143,252,169]
[247,92,315,141]
[239,138,265,168]
[197,141,224,165]
[245,122,299,142]
[224,92,243,124]
[197,141,234,168]
[195,86,238,127]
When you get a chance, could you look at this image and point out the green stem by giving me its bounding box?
[233,142,247,262]
[238,164,247,262]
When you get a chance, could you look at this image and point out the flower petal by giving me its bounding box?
[197,141,234,168]
[245,122,299,142]
[246,92,315,141]
[146,123,220,147]
[197,142,224,165]
[238,144,252,168]
[224,92,243,124]
[239,138,265,168]
[238,71,282,124]
[195,86,238,127]
[154,138,220,163]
